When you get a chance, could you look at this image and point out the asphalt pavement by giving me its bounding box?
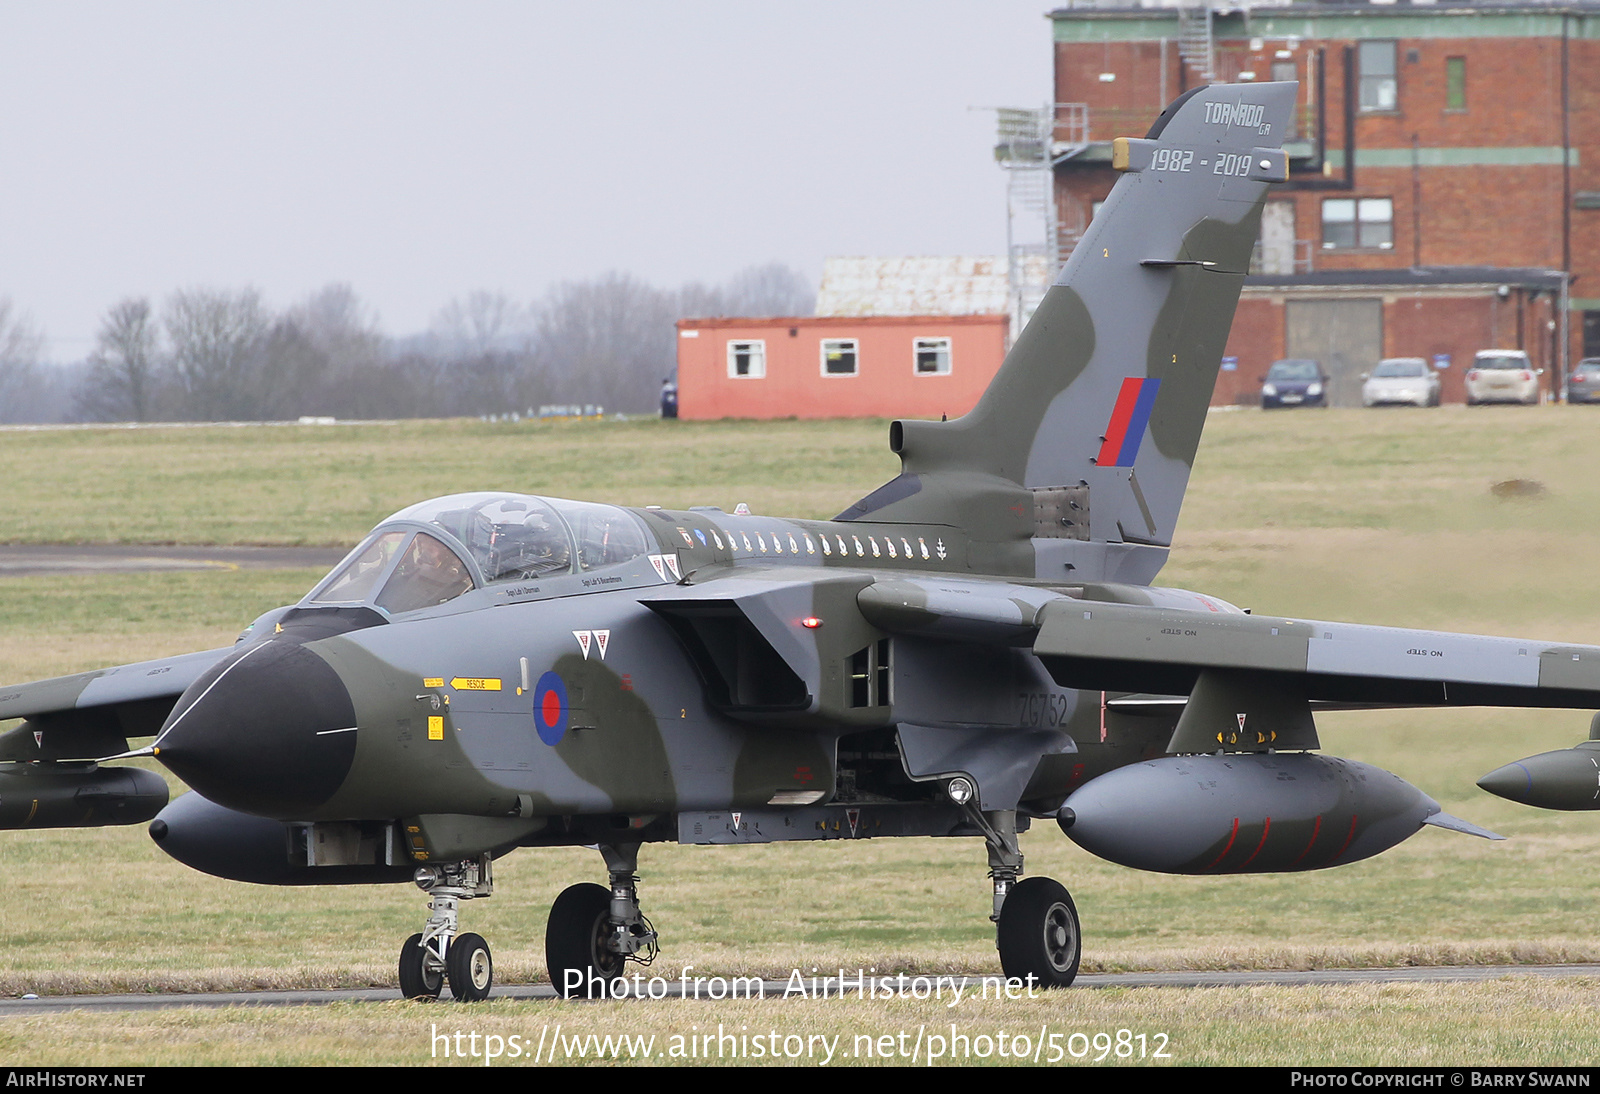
[3,965,1597,1013]
[0,544,350,577]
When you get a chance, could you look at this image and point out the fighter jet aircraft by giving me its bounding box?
[3,81,1595,1002]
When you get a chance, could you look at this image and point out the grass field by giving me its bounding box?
[0,418,898,545]
[2,407,1599,1066]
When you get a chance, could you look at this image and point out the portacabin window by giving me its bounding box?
[1446,56,1466,111]
[727,340,765,379]
[1358,40,1397,112]
[913,337,951,375]
[821,338,858,376]
[1321,197,1393,250]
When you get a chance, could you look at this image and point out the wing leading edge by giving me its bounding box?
[0,647,235,761]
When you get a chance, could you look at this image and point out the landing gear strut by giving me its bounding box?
[969,805,1081,988]
[398,855,495,1001]
[547,842,658,998]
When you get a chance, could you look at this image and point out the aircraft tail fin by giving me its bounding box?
[838,83,1295,584]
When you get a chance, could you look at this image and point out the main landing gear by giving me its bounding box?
[396,844,658,1002]
[395,825,1076,1000]
[970,805,1081,988]
[546,842,658,998]
[399,855,495,1002]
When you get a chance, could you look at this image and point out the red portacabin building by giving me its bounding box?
[675,313,1009,421]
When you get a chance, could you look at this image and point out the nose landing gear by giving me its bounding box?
[398,855,495,1002]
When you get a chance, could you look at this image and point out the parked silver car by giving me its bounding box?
[1566,358,1600,404]
[1361,357,1440,407]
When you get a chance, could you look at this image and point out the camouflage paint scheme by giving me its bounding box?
[1,83,1594,994]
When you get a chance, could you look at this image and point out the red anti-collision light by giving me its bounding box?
[801,617,823,629]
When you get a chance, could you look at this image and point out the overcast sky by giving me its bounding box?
[0,2,1055,361]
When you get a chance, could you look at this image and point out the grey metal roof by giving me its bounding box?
[814,256,1043,317]
[1051,1,1600,13]
[1244,266,1568,290]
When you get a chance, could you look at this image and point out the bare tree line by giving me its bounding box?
[0,300,53,421]
[0,264,814,423]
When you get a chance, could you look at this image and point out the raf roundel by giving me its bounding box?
[532,671,569,746]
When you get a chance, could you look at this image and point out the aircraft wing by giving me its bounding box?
[0,647,236,761]
[858,575,1600,710]
[1029,601,1600,708]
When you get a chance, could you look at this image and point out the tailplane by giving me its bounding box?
[838,83,1294,584]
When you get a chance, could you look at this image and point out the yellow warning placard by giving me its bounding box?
[428,716,444,740]
[423,677,444,688]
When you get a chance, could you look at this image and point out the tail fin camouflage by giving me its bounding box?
[838,83,1294,584]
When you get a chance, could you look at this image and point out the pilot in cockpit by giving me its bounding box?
[376,532,474,613]
[488,511,571,580]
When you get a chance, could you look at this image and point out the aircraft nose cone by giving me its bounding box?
[154,640,358,818]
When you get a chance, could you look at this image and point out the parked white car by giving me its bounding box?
[1361,357,1440,407]
[1465,350,1540,406]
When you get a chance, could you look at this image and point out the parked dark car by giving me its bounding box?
[1567,358,1600,404]
[1260,358,1328,408]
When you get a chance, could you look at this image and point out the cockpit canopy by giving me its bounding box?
[303,492,652,614]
